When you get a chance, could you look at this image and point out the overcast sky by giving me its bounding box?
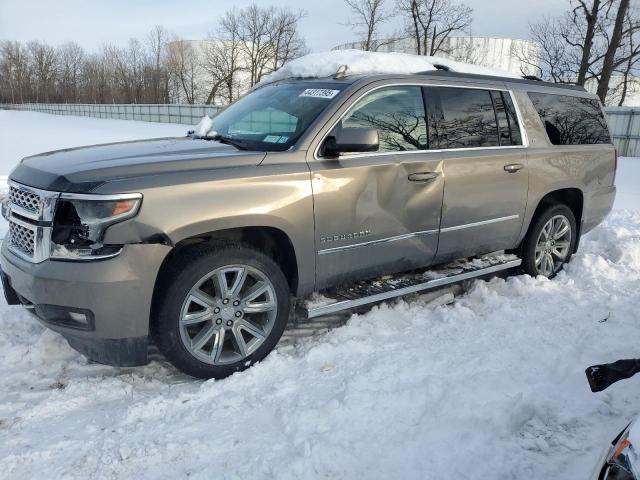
[0,0,566,52]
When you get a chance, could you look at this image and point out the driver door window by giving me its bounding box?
[339,86,428,152]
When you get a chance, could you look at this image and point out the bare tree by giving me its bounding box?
[0,41,30,103]
[167,38,201,104]
[522,0,639,104]
[597,0,632,101]
[147,25,169,103]
[344,0,388,51]
[397,0,473,56]
[28,41,58,102]
[612,9,640,105]
[268,7,307,71]
[58,42,84,102]
[229,4,307,87]
[515,18,577,82]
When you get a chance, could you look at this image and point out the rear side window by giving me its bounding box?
[425,87,500,149]
[528,92,611,145]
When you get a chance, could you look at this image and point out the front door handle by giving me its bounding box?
[504,163,524,173]
[408,172,439,182]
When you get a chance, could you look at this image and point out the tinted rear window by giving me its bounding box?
[528,92,611,145]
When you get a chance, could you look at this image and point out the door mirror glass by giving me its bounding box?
[322,127,379,157]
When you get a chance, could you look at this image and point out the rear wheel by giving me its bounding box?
[154,242,290,379]
[521,204,577,278]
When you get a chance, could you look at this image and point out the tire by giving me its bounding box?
[521,203,577,278]
[153,241,290,379]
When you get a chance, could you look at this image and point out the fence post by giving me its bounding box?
[623,110,635,157]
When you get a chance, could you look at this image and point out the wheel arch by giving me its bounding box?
[523,187,584,252]
[156,226,300,295]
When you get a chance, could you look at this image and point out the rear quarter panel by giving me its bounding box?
[512,88,616,242]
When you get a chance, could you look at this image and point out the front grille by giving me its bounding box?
[9,186,42,215]
[8,222,35,257]
[5,182,58,263]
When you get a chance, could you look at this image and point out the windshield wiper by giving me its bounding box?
[194,134,249,151]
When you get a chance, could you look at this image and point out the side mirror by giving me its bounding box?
[322,127,379,157]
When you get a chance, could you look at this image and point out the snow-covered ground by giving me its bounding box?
[0,110,639,479]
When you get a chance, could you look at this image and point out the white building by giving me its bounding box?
[333,36,541,77]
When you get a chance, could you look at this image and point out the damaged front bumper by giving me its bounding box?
[0,240,171,366]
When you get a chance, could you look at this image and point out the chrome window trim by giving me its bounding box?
[313,83,529,161]
[317,229,438,255]
[440,215,520,233]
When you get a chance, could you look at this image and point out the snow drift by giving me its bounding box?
[261,49,521,84]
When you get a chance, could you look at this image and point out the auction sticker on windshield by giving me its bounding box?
[299,89,340,99]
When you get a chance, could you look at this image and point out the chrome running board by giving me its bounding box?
[303,255,521,319]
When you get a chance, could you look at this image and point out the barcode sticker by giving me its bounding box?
[299,89,340,99]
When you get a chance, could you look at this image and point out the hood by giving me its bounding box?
[9,137,267,192]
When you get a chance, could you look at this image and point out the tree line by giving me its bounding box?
[0,4,305,105]
[1,0,638,106]
[345,0,639,105]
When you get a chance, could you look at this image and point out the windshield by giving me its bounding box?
[198,82,347,151]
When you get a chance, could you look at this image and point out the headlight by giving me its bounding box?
[602,424,638,480]
[50,193,142,260]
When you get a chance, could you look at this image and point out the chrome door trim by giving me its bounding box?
[317,229,438,255]
[317,215,521,254]
[313,83,529,161]
[440,215,520,233]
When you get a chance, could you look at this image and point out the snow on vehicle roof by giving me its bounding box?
[261,49,521,84]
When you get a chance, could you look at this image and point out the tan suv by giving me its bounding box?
[0,69,616,378]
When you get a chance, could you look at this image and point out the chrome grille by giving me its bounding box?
[5,182,58,263]
[8,222,35,257]
[9,186,42,215]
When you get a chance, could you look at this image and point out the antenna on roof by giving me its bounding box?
[522,75,542,81]
[433,64,451,71]
[334,64,349,79]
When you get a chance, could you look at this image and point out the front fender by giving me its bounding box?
[102,162,316,295]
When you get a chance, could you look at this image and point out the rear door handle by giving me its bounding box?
[504,163,524,173]
[408,172,439,182]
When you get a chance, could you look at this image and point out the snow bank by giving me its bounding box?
[1,210,640,479]
[261,49,521,84]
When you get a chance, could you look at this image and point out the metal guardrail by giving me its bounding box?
[0,103,638,156]
[0,103,222,125]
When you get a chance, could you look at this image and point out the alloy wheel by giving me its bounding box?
[534,214,572,277]
[178,264,278,365]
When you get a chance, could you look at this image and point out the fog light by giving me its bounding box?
[34,305,95,331]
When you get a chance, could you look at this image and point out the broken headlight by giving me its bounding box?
[602,423,638,480]
[50,194,142,260]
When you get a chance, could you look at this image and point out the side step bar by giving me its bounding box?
[304,258,521,319]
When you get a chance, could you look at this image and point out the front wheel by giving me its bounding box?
[521,204,577,278]
[153,242,290,379]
